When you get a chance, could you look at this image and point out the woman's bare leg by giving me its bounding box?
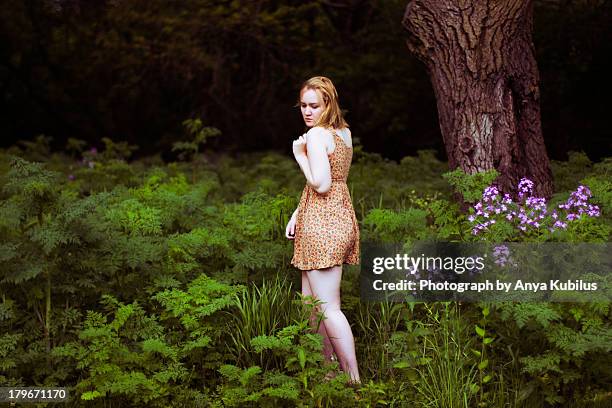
[305,265,361,383]
[302,271,335,362]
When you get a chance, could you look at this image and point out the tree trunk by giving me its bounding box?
[402,0,553,203]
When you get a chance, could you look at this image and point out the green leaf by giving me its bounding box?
[478,359,489,370]
[81,391,102,400]
[297,347,306,370]
[475,325,485,337]
[482,374,492,383]
[393,360,410,369]
[483,337,494,345]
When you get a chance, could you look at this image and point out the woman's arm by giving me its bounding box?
[294,128,332,194]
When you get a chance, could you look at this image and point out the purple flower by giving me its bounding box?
[493,245,509,256]
[518,178,534,191]
[483,185,499,203]
[518,178,534,200]
[587,205,600,217]
[468,178,601,237]
[68,174,75,181]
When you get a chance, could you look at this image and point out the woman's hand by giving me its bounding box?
[292,134,307,159]
[285,214,297,240]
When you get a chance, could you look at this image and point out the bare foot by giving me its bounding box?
[347,378,361,388]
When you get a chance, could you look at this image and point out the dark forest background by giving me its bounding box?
[1,0,610,162]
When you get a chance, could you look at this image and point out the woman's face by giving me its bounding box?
[300,88,324,127]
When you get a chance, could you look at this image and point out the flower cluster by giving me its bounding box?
[469,177,601,236]
[517,178,534,200]
[492,244,517,268]
[559,185,600,218]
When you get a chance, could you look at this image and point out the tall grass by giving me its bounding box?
[226,274,300,369]
[413,302,479,408]
[355,300,407,380]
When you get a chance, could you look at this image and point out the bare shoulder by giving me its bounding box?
[305,126,333,146]
[306,126,332,138]
[340,127,353,148]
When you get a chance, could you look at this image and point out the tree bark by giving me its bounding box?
[402,0,553,203]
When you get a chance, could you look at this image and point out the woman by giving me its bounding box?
[285,76,361,384]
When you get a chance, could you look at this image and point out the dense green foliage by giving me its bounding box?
[1,136,610,407]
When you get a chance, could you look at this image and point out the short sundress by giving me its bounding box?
[291,128,360,270]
